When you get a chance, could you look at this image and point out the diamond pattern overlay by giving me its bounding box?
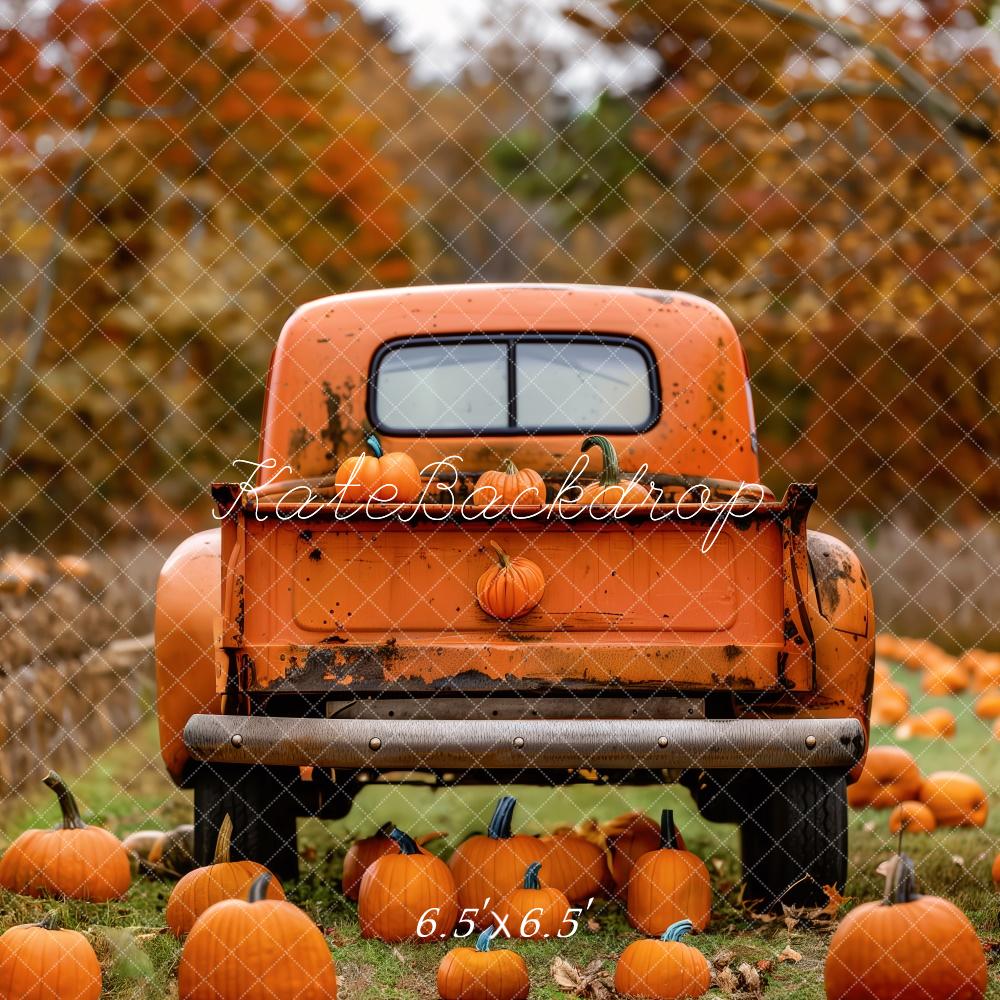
[0,0,998,997]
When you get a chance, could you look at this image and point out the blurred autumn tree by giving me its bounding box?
[496,0,1000,525]
[0,0,410,538]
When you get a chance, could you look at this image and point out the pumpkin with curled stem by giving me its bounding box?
[825,853,986,1000]
[179,872,337,999]
[437,926,530,1000]
[575,435,651,506]
[0,912,102,1000]
[614,919,710,999]
[450,796,546,929]
[342,822,446,901]
[359,828,458,942]
[626,810,712,935]
[473,459,545,507]
[918,771,989,828]
[476,543,545,620]
[602,812,686,898]
[166,814,284,937]
[0,771,131,901]
[499,862,570,940]
[335,433,422,503]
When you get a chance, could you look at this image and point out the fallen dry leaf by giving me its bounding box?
[711,948,736,970]
[778,945,802,963]
[550,956,615,999]
[586,918,601,932]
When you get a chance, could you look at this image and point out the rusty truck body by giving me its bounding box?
[156,284,874,906]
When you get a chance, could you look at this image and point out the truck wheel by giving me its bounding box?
[193,764,299,882]
[739,768,847,910]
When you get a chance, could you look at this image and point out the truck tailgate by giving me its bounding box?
[215,485,817,694]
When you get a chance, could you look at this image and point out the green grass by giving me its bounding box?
[1,662,999,997]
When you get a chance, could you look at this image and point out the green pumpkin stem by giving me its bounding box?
[248,872,273,903]
[35,912,61,931]
[389,828,421,855]
[213,814,233,865]
[475,926,496,952]
[581,435,620,487]
[487,796,517,839]
[42,771,86,830]
[499,458,518,476]
[365,433,384,459]
[882,853,919,906]
[659,809,677,850]
[660,918,694,942]
[488,541,512,570]
[523,862,542,890]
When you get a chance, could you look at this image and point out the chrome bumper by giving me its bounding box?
[183,714,865,771]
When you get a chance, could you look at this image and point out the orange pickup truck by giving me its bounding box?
[156,284,874,907]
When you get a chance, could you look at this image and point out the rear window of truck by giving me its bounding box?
[369,334,659,435]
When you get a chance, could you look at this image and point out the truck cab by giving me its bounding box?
[155,284,874,907]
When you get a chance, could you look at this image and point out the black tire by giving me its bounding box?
[193,764,299,882]
[739,768,848,910]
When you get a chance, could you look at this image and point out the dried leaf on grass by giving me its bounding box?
[777,945,802,963]
[716,961,765,996]
[750,883,848,930]
[551,956,615,999]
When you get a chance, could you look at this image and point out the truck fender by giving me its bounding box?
[155,529,222,785]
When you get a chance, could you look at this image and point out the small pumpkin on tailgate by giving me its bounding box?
[615,919,710,1000]
[359,828,458,942]
[335,433,422,503]
[166,815,284,936]
[437,927,530,1000]
[825,854,986,1000]
[450,796,546,928]
[575,435,651,506]
[918,771,989,828]
[499,862,569,940]
[476,542,545,620]
[474,459,545,507]
[179,873,337,999]
[0,913,102,1000]
[0,771,130,901]
[627,810,712,935]
[846,746,922,810]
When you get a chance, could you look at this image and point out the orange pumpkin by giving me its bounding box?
[0,913,102,1000]
[967,649,1000,692]
[894,707,956,740]
[499,862,570,940]
[539,828,608,903]
[166,814,284,936]
[626,810,712,935]
[918,771,989,828]
[0,771,130,901]
[992,852,1000,886]
[360,828,458,942]
[335,433,422,503]
[888,801,937,835]
[825,854,986,1000]
[473,459,545,507]
[615,918,710,1000]
[437,926,530,1000]
[846,746,922,810]
[604,812,686,895]
[450,796,546,929]
[178,872,337,999]
[342,822,445,901]
[921,656,969,695]
[575,435,651,506]
[870,681,909,726]
[476,543,545,620]
[974,689,1000,720]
